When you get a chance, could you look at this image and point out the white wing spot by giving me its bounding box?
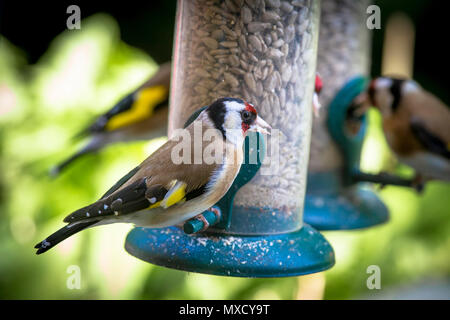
[149,197,156,204]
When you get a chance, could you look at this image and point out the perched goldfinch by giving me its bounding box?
[366,76,450,185]
[313,73,323,117]
[50,62,171,176]
[35,98,271,254]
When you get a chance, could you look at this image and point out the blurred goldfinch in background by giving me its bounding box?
[51,62,171,176]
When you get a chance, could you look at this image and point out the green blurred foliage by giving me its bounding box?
[0,14,448,300]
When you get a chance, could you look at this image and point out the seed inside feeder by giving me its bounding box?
[169,0,319,214]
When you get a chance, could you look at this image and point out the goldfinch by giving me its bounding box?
[50,62,171,176]
[35,98,271,254]
[366,76,450,185]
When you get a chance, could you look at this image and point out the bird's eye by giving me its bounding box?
[242,110,251,121]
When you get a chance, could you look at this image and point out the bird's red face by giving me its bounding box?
[241,102,257,133]
[315,74,323,95]
[241,101,271,136]
[312,74,323,117]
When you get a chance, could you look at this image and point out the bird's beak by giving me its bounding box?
[249,115,272,135]
[312,92,322,118]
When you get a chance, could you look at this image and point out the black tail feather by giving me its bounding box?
[35,220,99,254]
[49,142,100,177]
[49,152,87,177]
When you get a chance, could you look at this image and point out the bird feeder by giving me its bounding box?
[304,0,389,230]
[125,0,335,277]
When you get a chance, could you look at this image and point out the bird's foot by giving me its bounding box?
[411,174,425,193]
[193,207,221,232]
[209,207,221,221]
[194,214,210,232]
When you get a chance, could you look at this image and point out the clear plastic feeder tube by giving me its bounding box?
[309,0,371,173]
[169,0,320,234]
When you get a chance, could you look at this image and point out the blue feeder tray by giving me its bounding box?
[125,224,334,277]
[125,108,335,277]
[304,76,389,230]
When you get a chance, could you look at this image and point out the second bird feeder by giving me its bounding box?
[304,0,389,230]
[126,0,335,277]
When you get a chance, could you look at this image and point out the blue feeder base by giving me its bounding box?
[125,224,335,278]
[304,184,389,231]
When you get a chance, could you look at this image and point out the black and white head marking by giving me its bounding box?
[388,78,405,112]
[206,97,245,139]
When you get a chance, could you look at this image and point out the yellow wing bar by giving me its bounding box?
[161,181,187,209]
[145,181,187,210]
[106,85,168,131]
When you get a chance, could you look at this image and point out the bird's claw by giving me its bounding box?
[193,207,221,232]
[411,175,425,193]
[209,207,221,220]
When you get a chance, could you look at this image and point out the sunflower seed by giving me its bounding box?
[229,54,240,67]
[211,29,224,40]
[266,0,281,8]
[202,37,219,49]
[247,22,271,33]
[241,6,252,23]
[292,0,306,8]
[272,39,284,48]
[220,41,238,48]
[268,48,284,59]
[224,73,239,87]
[280,2,293,13]
[262,11,280,23]
[248,35,262,52]
[285,24,295,42]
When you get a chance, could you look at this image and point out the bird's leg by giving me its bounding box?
[377,181,387,191]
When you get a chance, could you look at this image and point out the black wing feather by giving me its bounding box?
[64,179,168,223]
[101,166,141,199]
[410,120,450,160]
[81,93,135,136]
[64,179,157,223]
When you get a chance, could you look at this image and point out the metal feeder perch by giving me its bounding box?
[304,0,389,230]
[125,0,335,277]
